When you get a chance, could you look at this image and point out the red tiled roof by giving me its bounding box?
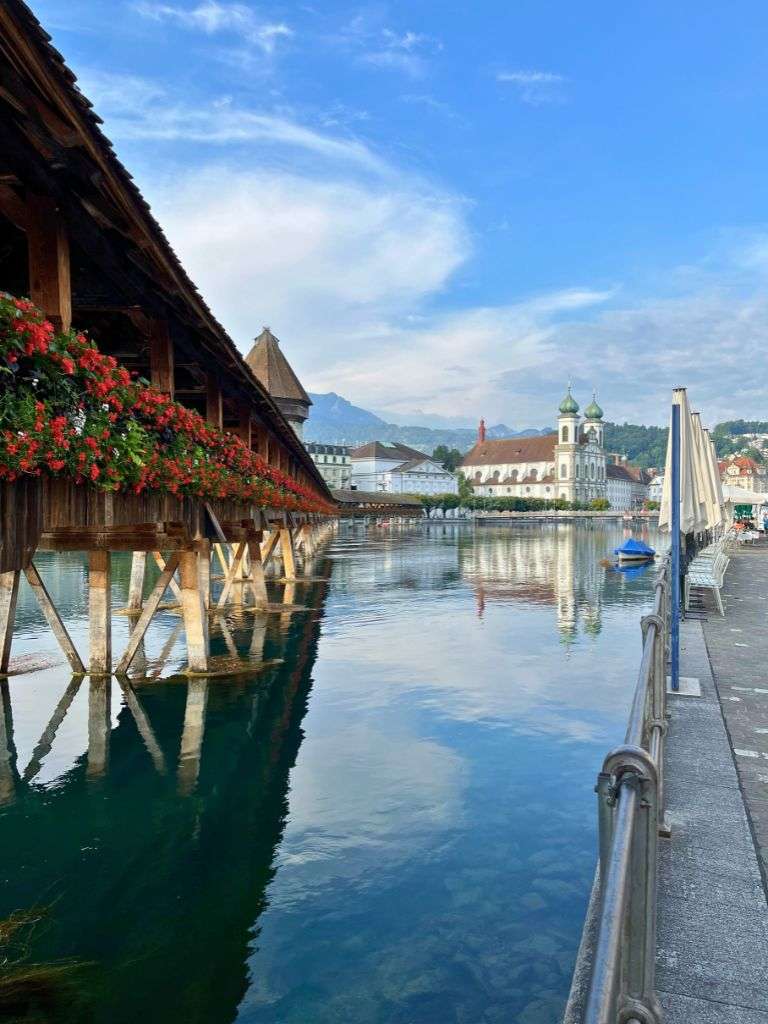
[460,434,557,467]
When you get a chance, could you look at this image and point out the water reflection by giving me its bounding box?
[0,524,661,1024]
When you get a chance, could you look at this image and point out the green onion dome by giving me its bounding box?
[558,386,579,415]
[584,392,603,420]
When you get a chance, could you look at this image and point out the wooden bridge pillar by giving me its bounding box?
[179,549,209,673]
[178,678,208,794]
[127,551,146,611]
[0,571,20,675]
[89,551,112,676]
[87,676,111,777]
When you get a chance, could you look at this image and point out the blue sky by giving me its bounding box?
[32,0,768,427]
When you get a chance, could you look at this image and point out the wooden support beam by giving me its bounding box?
[179,550,209,672]
[0,183,27,231]
[116,552,181,674]
[280,528,297,581]
[151,551,183,602]
[127,551,146,611]
[24,563,85,674]
[260,529,281,568]
[88,550,112,676]
[0,571,20,675]
[216,541,246,609]
[27,193,72,332]
[198,539,211,611]
[247,539,269,608]
[206,373,223,429]
[149,319,174,396]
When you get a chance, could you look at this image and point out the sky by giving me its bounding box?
[31,0,768,428]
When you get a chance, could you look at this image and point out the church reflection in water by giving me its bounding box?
[0,568,331,1024]
[458,523,659,643]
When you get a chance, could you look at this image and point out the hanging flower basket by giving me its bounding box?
[0,294,335,517]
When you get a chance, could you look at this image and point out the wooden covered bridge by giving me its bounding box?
[0,0,337,677]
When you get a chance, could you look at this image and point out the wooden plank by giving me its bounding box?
[260,529,280,567]
[0,571,20,674]
[115,552,181,674]
[24,563,85,674]
[179,550,209,672]
[27,193,72,332]
[149,319,174,396]
[88,550,111,675]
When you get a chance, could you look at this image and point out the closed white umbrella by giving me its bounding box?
[690,413,714,529]
[659,389,708,534]
[704,429,725,519]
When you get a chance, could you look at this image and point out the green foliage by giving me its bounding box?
[431,445,463,472]
[590,498,611,510]
[646,500,660,511]
[602,422,668,469]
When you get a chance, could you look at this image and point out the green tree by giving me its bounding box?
[432,445,464,472]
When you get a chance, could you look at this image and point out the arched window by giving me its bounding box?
[475,471,482,483]
[560,491,567,500]
[507,487,512,494]
[526,487,531,494]
[492,470,500,482]
[545,486,550,493]
[560,464,566,479]
[575,464,580,478]
[511,469,518,482]
[561,425,569,443]
[530,468,538,482]
[590,463,595,479]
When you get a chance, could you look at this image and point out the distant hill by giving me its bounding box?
[305,392,549,450]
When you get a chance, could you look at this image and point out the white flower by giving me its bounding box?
[101,403,109,412]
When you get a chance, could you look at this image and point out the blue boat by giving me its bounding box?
[614,538,656,563]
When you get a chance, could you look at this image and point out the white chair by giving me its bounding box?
[685,550,728,616]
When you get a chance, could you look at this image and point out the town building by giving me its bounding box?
[246,327,311,439]
[460,389,607,503]
[718,454,768,493]
[350,442,459,495]
[605,456,651,510]
[305,443,352,490]
[647,472,664,504]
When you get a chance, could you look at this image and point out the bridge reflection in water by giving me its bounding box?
[0,566,331,1024]
[0,524,662,1024]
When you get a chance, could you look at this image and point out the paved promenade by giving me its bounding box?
[658,609,768,1022]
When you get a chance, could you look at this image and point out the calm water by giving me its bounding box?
[0,522,662,1024]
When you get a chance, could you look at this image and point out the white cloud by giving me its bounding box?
[334,15,440,79]
[134,1,293,55]
[79,70,386,172]
[497,69,566,105]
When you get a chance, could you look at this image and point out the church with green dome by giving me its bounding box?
[460,386,608,504]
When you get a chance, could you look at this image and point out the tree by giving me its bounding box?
[432,445,464,472]
[590,498,610,510]
[457,471,474,502]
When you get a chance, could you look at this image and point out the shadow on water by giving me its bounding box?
[0,567,332,1024]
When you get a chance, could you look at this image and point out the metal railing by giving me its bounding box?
[583,557,671,1024]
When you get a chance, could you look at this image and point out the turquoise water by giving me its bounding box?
[0,522,661,1024]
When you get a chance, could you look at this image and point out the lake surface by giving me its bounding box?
[0,521,662,1024]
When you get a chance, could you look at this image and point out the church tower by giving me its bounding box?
[554,385,580,502]
[583,391,606,500]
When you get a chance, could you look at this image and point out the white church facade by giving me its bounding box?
[460,388,608,503]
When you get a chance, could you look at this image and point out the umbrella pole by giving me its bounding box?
[671,403,681,692]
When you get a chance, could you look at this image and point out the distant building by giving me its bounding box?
[605,456,650,510]
[350,442,459,495]
[718,454,768,493]
[460,389,607,503]
[647,472,664,504]
[306,443,352,490]
[246,327,311,439]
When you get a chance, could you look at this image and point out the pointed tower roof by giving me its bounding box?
[245,328,311,406]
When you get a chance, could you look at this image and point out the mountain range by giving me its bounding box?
[304,393,550,451]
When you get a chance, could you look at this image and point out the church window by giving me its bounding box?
[511,469,518,482]
[560,464,566,479]
[590,463,595,479]
[575,464,580,478]
[561,426,569,443]
[530,468,538,481]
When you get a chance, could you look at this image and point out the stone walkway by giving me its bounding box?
[658,609,768,1022]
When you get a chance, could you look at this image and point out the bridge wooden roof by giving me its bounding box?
[0,0,327,495]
